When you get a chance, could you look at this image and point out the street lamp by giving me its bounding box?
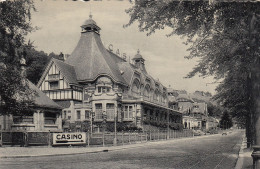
[102,111,107,147]
[90,111,95,136]
[114,109,118,146]
[167,110,170,139]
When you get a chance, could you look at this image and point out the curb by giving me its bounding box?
[234,133,247,169]
[0,133,226,159]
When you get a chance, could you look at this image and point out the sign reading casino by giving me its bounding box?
[53,133,86,145]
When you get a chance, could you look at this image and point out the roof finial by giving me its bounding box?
[89,4,92,19]
[137,49,140,54]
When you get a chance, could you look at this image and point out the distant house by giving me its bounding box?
[37,15,182,132]
[172,92,215,131]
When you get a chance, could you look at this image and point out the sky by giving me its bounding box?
[26,0,218,94]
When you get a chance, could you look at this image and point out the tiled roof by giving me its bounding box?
[176,94,194,102]
[117,62,134,85]
[28,81,62,110]
[107,50,126,63]
[65,32,127,85]
[54,100,71,109]
[52,58,78,85]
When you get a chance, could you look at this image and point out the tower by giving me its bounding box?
[132,49,147,73]
[81,14,100,34]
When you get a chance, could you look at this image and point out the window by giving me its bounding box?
[129,106,133,119]
[132,79,140,96]
[50,81,59,90]
[85,110,90,119]
[123,105,134,120]
[106,104,114,120]
[97,86,112,94]
[95,104,103,119]
[63,110,67,119]
[144,85,150,98]
[98,87,102,93]
[124,106,128,119]
[68,116,71,120]
[44,112,57,125]
[77,110,81,120]
[13,111,34,124]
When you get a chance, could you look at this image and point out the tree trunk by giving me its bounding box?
[251,58,260,168]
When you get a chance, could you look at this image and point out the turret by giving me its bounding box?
[81,14,100,34]
[132,49,147,73]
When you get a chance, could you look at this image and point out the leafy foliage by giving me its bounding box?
[25,49,56,85]
[0,0,35,115]
[125,1,260,121]
[219,110,233,129]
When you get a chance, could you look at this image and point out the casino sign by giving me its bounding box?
[53,133,86,145]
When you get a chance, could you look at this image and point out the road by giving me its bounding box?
[0,130,243,169]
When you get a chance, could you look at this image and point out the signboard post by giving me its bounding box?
[53,133,86,145]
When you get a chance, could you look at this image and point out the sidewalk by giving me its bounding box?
[235,135,253,169]
[0,134,214,158]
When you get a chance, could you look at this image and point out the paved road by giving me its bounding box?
[0,130,243,169]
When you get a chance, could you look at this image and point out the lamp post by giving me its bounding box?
[90,111,95,136]
[114,109,117,146]
[167,110,170,139]
[102,111,107,147]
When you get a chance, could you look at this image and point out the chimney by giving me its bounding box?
[20,56,26,77]
[59,52,69,61]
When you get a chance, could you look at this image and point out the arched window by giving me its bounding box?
[162,92,167,104]
[132,79,140,96]
[144,84,150,98]
[96,77,113,94]
[154,89,159,101]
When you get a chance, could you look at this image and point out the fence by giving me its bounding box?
[0,131,52,146]
[88,129,194,146]
[0,129,194,147]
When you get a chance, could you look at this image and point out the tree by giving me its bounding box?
[125,1,260,147]
[25,49,51,84]
[0,0,35,115]
[207,102,222,118]
[220,110,233,129]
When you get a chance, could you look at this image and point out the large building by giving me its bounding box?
[37,15,182,132]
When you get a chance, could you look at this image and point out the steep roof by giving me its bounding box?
[52,58,78,85]
[28,81,62,110]
[176,94,194,102]
[65,31,127,85]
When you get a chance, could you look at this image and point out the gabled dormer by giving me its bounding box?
[37,58,82,101]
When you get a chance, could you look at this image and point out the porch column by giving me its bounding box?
[56,112,62,130]
[34,110,41,131]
